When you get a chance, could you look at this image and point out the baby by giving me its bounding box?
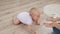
[13,7,40,34]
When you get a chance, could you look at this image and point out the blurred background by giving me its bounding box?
[0,0,60,34]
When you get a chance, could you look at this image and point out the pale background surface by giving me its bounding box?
[0,0,60,34]
[43,4,60,17]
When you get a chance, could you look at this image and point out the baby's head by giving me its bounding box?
[30,7,40,21]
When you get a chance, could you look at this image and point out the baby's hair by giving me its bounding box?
[30,7,38,12]
[29,7,40,16]
[30,7,37,15]
[29,7,38,13]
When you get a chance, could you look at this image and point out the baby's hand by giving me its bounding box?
[32,31,36,34]
[36,22,40,25]
[35,20,40,25]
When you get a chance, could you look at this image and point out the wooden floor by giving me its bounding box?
[0,0,60,34]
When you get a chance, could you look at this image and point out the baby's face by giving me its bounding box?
[32,13,40,21]
[30,9,40,21]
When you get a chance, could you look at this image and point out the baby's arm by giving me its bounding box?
[28,25,36,34]
[35,18,40,25]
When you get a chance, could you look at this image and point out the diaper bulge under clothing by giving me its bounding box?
[17,12,33,25]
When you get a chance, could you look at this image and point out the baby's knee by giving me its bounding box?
[13,17,20,25]
[14,22,20,25]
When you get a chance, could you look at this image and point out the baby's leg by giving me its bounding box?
[13,16,21,25]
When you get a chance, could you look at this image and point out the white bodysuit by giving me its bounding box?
[17,12,33,25]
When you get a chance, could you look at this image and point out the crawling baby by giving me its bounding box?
[13,7,41,34]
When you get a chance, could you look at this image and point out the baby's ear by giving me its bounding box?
[30,13,32,16]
